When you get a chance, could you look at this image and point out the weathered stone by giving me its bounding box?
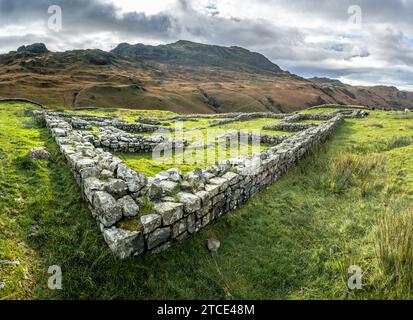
[52,128,66,137]
[172,220,187,238]
[75,158,96,171]
[207,237,221,253]
[176,232,189,241]
[83,177,105,203]
[161,196,176,202]
[140,214,162,234]
[202,212,214,227]
[222,172,239,185]
[93,191,122,227]
[104,179,128,199]
[116,163,147,193]
[205,184,220,197]
[212,193,225,205]
[180,180,192,192]
[209,177,229,192]
[79,165,101,179]
[118,195,139,217]
[185,171,205,191]
[187,214,201,234]
[159,180,179,195]
[154,202,184,225]
[28,147,50,160]
[100,169,113,179]
[148,179,163,200]
[150,241,172,254]
[195,190,210,205]
[177,192,201,214]
[103,227,144,259]
[147,227,171,249]
[166,168,182,182]
[153,171,170,181]
[195,203,211,218]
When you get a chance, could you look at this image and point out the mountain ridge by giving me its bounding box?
[111,40,287,76]
[0,41,411,112]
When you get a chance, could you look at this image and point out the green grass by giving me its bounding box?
[1,103,413,300]
[212,118,292,135]
[118,141,269,176]
[300,107,339,114]
[66,108,177,124]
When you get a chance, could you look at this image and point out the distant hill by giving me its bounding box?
[111,40,285,75]
[0,41,411,113]
[308,77,346,87]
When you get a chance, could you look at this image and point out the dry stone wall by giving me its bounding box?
[31,109,345,259]
[93,127,186,153]
[44,111,170,133]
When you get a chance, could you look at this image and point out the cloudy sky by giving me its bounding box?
[1,0,412,90]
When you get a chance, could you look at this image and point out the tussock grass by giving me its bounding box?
[391,113,413,120]
[375,206,413,298]
[385,136,413,151]
[320,153,386,195]
[351,135,413,154]
[365,121,384,128]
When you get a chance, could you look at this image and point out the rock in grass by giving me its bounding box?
[28,147,50,160]
[206,237,220,253]
[0,281,4,289]
[0,260,20,266]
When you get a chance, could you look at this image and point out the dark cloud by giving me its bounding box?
[0,0,174,37]
[0,0,412,89]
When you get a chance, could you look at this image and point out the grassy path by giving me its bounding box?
[1,103,412,299]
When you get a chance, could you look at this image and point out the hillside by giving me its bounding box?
[0,41,411,112]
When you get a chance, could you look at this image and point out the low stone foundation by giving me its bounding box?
[32,109,345,259]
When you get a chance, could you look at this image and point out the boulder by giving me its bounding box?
[207,237,221,253]
[28,147,50,160]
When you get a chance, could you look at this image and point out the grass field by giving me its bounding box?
[1,102,413,299]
